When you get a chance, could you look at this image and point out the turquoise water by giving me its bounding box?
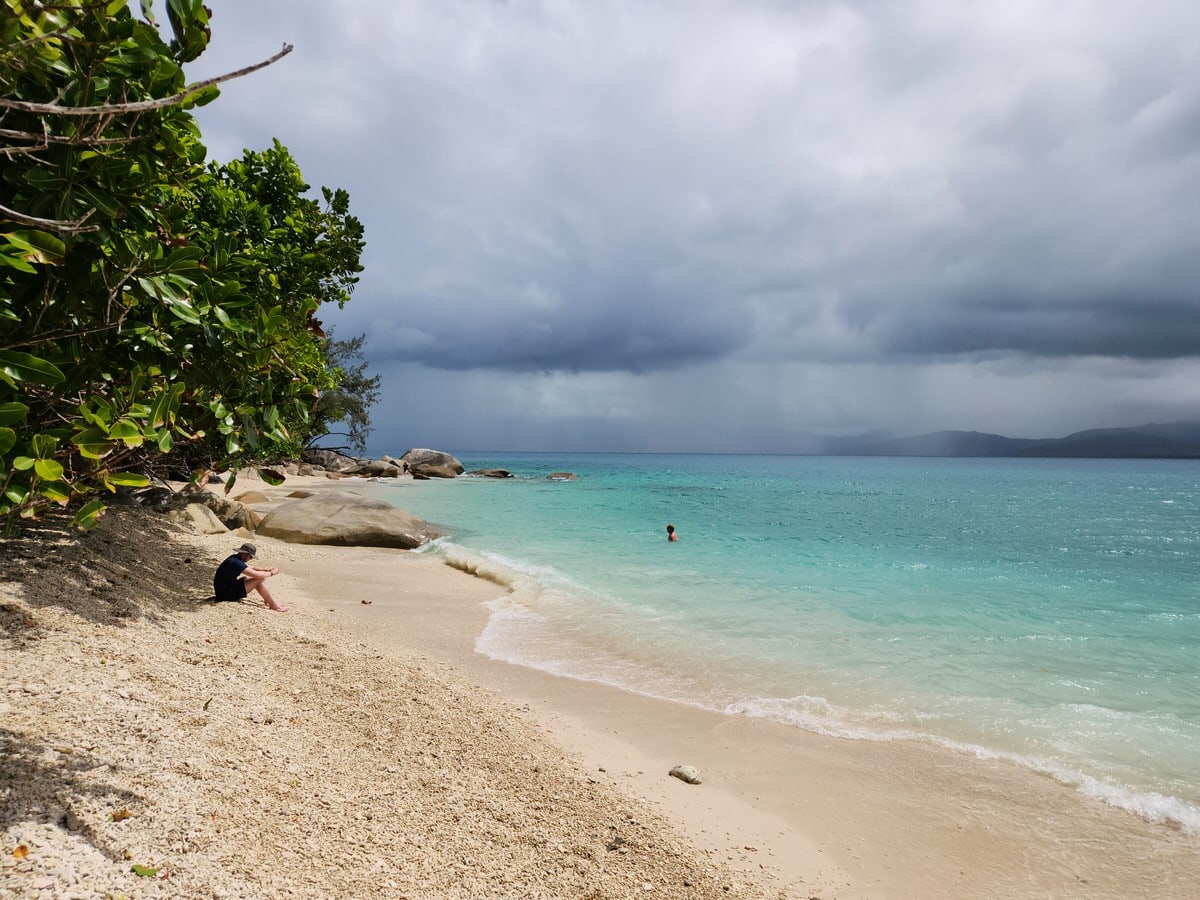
[362,454,1200,830]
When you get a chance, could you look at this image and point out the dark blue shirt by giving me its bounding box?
[213,554,249,600]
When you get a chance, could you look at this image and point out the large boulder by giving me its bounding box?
[401,448,464,479]
[256,490,442,549]
[301,448,363,473]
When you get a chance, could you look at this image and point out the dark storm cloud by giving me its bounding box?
[870,295,1200,360]
[188,1,1200,446]
[196,1,1200,370]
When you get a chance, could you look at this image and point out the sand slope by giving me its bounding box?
[1,504,779,898]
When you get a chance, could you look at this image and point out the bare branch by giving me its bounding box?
[0,43,294,117]
[0,126,138,147]
[0,202,99,234]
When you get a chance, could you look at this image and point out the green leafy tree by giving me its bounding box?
[161,142,366,471]
[309,330,381,454]
[0,1,361,531]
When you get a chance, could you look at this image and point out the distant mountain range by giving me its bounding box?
[817,422,1200,458]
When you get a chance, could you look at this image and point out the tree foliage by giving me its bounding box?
[0,1,365,531]
[311,330,382,454]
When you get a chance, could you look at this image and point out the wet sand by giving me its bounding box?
[286,512,1200,898]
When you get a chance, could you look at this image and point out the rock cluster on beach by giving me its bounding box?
[104,444,579,553]
[301,447,465,479]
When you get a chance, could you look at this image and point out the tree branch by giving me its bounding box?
[0,126,139,147]
[0,43,294,117]
[0,202,98,233]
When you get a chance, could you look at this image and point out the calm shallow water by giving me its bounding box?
[362,453,1200,830]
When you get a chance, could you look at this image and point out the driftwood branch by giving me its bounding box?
[0,43,294,117]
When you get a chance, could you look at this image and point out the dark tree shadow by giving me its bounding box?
[0,727,145,864]
[0,503,225,631]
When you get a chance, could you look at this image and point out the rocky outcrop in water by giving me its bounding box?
[402,448,464,479]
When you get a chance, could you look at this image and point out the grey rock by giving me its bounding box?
[413,464,459,479]
[547,472,577,481]
[346,458,404,478]
[301,448,363,472]
[256,490,442,549]
[170,503,228,535]
[401,448,464,478]
[668,765,703,785]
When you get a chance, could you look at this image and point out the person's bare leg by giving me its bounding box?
[244,576,287,612]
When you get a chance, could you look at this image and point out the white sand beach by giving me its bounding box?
[2,476,1198,898]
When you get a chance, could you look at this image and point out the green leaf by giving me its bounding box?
[12,457,35,471]
[109,420,144,448]
[31,433,57,458]
[241,411,259,449]
[0,402,30,426]
[0,350,66,386]
[34,458,64,481]
[5,486,30,506]
[163,246,204,269]
[107,472,151,487]
[148,383,182,429]
[130,864,159,878]
[39,482,71,504]
[157,430,174,452]
[71,428,116,460]
[0,428,15,456]
[72,500,107,530]
[1,230,67,265]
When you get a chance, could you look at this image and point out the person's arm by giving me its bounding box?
[243,563,279,578]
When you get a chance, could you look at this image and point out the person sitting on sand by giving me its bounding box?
[213,542,288,611]
[666,524,679,542]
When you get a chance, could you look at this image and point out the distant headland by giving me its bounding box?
[818,421,1200,458]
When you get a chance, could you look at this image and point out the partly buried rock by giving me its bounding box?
[256,490,442,549]
[547,472,577,481]
[401,448,464,478]
[669,765,703,785]
[469,468,512,478]
[169,502,227,535]
[233,490,271,504]
[197,492,262,531]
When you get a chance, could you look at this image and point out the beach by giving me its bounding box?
[3,476,1198,897]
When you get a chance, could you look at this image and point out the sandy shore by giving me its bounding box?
[3,476,1198,897]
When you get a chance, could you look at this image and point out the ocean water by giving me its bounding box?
[360,453,1200,831]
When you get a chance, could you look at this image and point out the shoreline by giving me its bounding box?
[3,476,1198,896]
[302,529,1200,898]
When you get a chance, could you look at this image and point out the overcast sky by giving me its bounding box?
[186,1,1200,453]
